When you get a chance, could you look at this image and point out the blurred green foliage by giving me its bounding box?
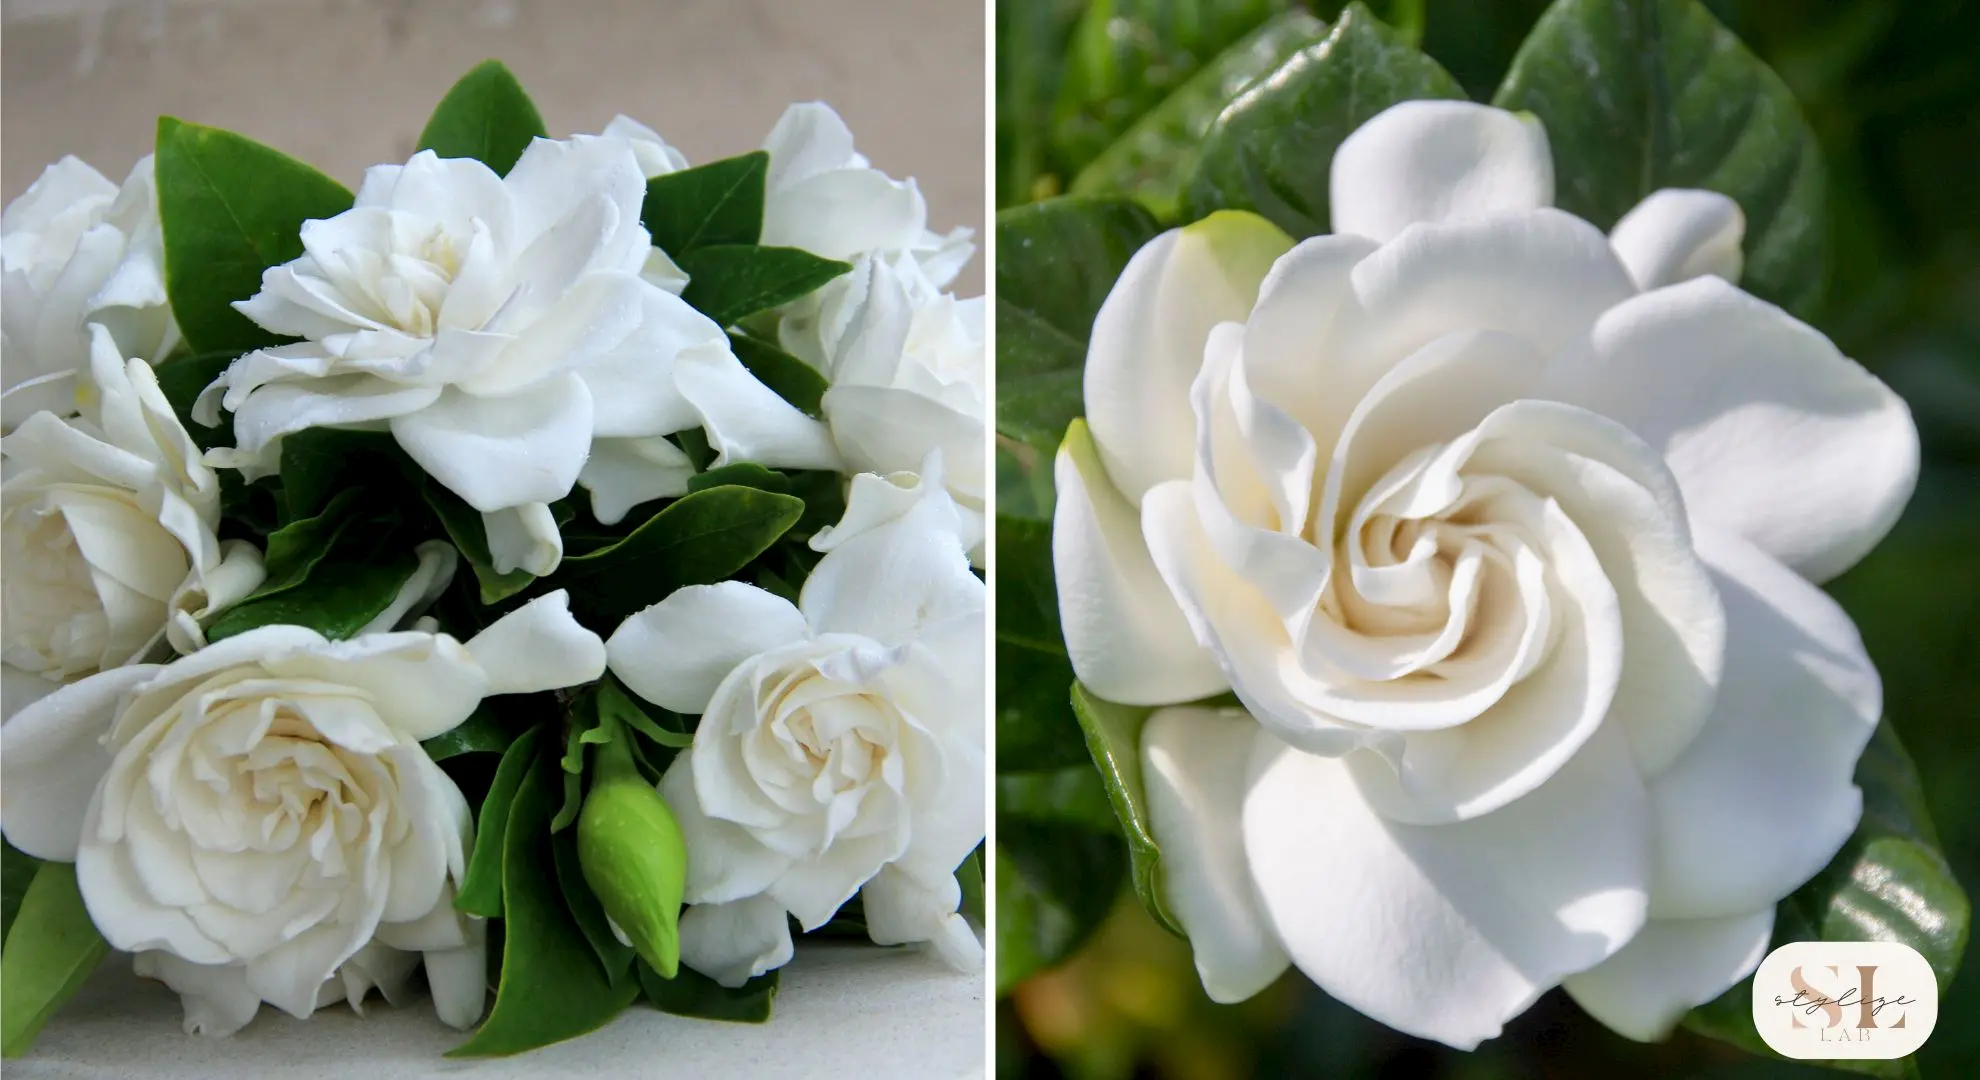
[996,0,1980,1077]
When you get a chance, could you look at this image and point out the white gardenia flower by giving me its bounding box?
[604,470,985,986]
[1054,100,1918,1047]
[2,154,180,429]
[780,253,987,563]
[0,592,608,1035]
[202,136,834,574]
[760,102,974,284]
[2,325,264,711]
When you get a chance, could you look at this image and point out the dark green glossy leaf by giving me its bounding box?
[687,463,793,496]
[1,842,41,951]
[554,486,804,625]
[1493,0,1827,315]
[637,958,777,1023]
[552,829,636,985]
[155,117,354,357]
[995,825,1126,994]
[150,351,237,452]
[1050,0,1294,178]
[728,333,828,418]
[1682,720,1969,1076]
[1182,3,1465,238]
[204,544,420,642]
[642,152,768,254]
[421,705,515,762]
[422,480,535,605]
[1070,682,1183,936]
[959,845,987,925]
[416,60,547,176]
[996,0,1088,206]
[1,862,108,1058]
[449,758,639,1056]
[1073,11,1331,218]
[251,487,368,598]
[996,515,1087,773]
[677,245,852,327]
[277,428,407,523]
[994,196,1161,483]
[456,725,543,918]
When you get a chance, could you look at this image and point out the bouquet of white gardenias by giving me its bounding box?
[0,60,985,1059]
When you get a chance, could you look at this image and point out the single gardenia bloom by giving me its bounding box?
[0,591,608,1035]
[1053,100,1917,1047]
[200,135,834,575]
[604,462,985,986]
[2,325,264,713]
[780,253,987,563]
[759,102,975,283]
[2,154,180,429]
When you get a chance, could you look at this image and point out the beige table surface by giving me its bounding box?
[1,0,986,295]
[10,941,987,1079]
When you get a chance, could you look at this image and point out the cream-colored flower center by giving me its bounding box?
[329,218,467,339]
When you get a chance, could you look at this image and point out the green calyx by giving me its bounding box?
[576,735,688,979]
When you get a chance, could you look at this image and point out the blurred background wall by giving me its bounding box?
[2,0,986,294]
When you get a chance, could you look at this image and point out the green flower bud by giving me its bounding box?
[577,735,687,978]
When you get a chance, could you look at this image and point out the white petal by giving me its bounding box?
[261,632,485,741]
[246,920,372,1019]
[422,921,489,1030]
[576,284,717,438]
[1330,100,1554,244]
[357,539,458,633]
[762,102,860,188]
[764,170,924,261]
[481,502,562,576]
[1546,276,1918,582]
[1609,189,1745,290]
[822,386,984,500]
[1085,214,1292,503]
[661,754,790,903]
[674,342,841,471]
[1244,725,1651,1050]
[131,952,264,1037]
[464,590,607,697]
[799,481,984,647]
[810,466,928,553]
[1563,909,1775,1041]
[607,582,808,713]
[678,893,795,988]
[228,373,442,457]
[391,375,593,513]
[861,864,983,973]
[1142,707,1290,1002]
[1052,423,1227,706]
[1644,529,1879,919]
[576,435,695,525]
[165,540,268,655]
[1,664,158,859]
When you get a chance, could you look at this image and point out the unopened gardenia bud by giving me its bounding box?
[577,734,688,977]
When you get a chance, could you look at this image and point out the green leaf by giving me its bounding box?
[687,463,793,496]
[277,428,407,523]
[1072,11,1331,219]
[416,60,548,176]
[449,758,639,1056]
[422,480,536,605]
[996,515,1087,773]
[1049,0,1294,178]
[205,544,420,642]
[676,245,851,327]
[421,705,515,762]
[642,152,768,254]
[728,333,828,418]
[1682,720,1970,1076]
[637,958,777,1022]
[155,117,354,357]
[995,825,1126,994]
[1,842,41,946]
[993,195,1161,468]
[1070,682,1183,936]
[551,829,636,985]
[1492,0,1827,316]
[995,0,1087,206]
[150,351,237,451]
[456,725,543,918]
[554,486,804,625]
[1181,3,1466,238]
[958,845,986,925]
[1,862,109,1058]
[252,487,369,598]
